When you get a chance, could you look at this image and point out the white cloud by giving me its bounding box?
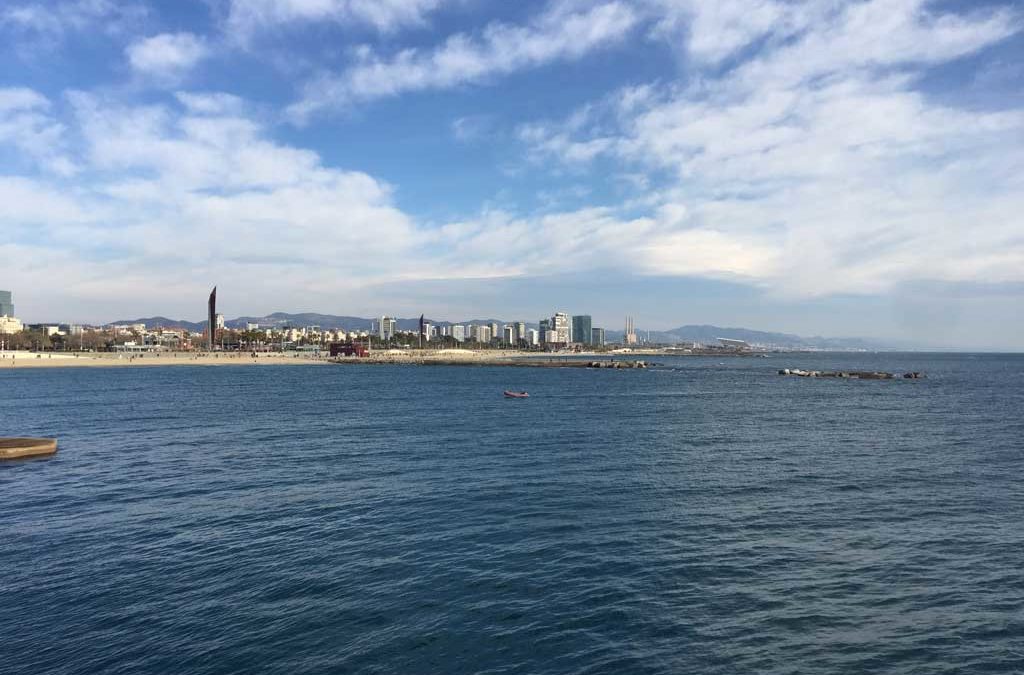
[1,0,147,59]
[647,0,809,64]
[174,91,248,116]
[288,0,638,120]
[517,0,1024,296]
[126,32,211,80]
[225,0,448,38]
[0,87,77,175]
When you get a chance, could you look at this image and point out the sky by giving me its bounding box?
[1,0,1023,349]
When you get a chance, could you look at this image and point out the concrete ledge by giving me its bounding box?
[0,438,58,460]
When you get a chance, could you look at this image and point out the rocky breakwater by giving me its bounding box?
[779,369,924,380]
[0,438,58,460]
[587,360,648,369]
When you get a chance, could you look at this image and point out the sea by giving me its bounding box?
[2,353,1022,674]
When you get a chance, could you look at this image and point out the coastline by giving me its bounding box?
[0,351,330,368]
[0,347,759,369]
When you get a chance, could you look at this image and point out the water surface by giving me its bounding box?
[2,354,1023,674]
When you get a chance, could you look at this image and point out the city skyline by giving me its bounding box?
[2,1,1023,349]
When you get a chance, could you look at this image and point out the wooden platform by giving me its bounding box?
[0,438,58,460]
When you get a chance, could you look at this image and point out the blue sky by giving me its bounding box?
[1,0,1023,348]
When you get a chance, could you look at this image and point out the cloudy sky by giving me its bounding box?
[2,0,1022,348]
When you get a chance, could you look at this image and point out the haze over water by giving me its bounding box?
[3,353,1023,674]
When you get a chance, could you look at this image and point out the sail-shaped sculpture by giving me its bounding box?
[207,286,217,350]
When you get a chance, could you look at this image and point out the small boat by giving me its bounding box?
[503,390,530,398]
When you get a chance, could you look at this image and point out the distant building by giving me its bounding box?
[374,316,396,340]
[0,315,23,334]
[503,325,514,344]
[452,325,466,342]
[552,312,570,343]
[538,318,551,343]
[207,286,217,350]
[0,290,13,317]
[246,323,260,331]
[489,322,500,340]
[571,315,592,345]
[527,329,539,345]
[215,313,225,330]
[591,327,605,346]
[515,322,526,342]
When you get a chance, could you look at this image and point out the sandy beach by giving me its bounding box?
[0,351,331,368]
[0,348,685,369]
[0,349,550,368]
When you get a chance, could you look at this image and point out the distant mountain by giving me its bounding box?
[111,316,205,331]
[226,312,373,330]
[662,324,891,350]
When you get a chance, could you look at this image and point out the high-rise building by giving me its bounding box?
[489,322,500,340]
[375,316,396,340]
[503,325,514,344]
[571,315,592,345]
[515,322,526,342]
[591,327,606,346]
[207,286,217,350]
[527,329,539,345]
[215,314,225,330]
[452,325,466,342]
[0,290,13,317]
[552,312,570,343]
[538,318,551,343]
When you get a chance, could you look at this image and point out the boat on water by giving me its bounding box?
[503,390,530,398]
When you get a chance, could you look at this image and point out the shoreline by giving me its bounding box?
[0,348,761,369]
[0,351,331,368]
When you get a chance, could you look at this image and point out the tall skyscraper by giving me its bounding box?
[502,325,514,344]
[452,325,466,342]
[591,327,606,346]
[515,322,526,342]
[207,286,217,350]
[571,315,592,345]
[489,322,500,340]
[0,290,13,317]
[538,318,551,343]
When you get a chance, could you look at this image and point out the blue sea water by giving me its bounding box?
[2,353,1023,674]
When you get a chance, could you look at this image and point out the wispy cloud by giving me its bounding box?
[225,0,449,39]
[0,87,77,175]
[288,0,638,121]
[1,0,147,54]
[126,32,211,81]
